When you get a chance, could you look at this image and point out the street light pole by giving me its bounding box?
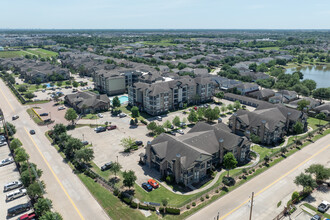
[249,192,254,220]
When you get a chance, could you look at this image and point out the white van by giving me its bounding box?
[6,188,27,201]
[4,181,23,192]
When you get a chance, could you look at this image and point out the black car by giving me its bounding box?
[29,130,35,135]
[101,162,112,171]
[39,113,49,116]
[81,141,89,146]
[311,215,321,220]
[95,127,106,133]
[169,131,176,136]
[135,141,143,146]
[7,202,32,217]
[142,183,153,192]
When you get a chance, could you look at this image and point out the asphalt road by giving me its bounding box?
[187,131,330,220]
[0,79,109,220]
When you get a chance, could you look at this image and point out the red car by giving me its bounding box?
[18,213,36,220]
[148,179,159,188]
[194,106,197,110]
[107,125,117,130]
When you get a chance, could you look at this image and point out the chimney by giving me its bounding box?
[232,113,238,132]
[146,141,152,167]
[260,120,266,144]
[174,154,181,184]
[219,138,224,163]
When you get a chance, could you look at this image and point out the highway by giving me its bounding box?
[0,79,109,220]
[187,129,330,220]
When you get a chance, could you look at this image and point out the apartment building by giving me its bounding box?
[128,76,215,116]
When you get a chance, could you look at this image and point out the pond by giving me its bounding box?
[286,65,330,88]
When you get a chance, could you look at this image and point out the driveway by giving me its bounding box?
[32,101,69,126]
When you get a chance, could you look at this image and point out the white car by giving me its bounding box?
[0,157,14,167]
[58,106,66,110]
[119,113,127,118]
[98,113,103,118]
[4,180,23,192]
[156,116,162,121]
[177,129,184,135]
[6,188,27,201]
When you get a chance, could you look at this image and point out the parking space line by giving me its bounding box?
[24,127,85,220]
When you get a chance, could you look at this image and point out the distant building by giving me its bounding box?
[0,46,4,51]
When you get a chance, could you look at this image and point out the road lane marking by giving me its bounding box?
[219,144,329,220]
[0,85,14,111]
[24,127,85,220]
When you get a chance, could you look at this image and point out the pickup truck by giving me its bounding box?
[317,200,330,213]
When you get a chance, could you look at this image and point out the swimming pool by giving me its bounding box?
[118,96,129,104]
[45,83,54,88]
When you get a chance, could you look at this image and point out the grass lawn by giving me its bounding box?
[0,50,30,58]
[307,117,327,130]
[78,174,152,220]
[26,108,43,124]
[252,145,277,160]
[25,48,58,58]
[82,114,99,119]
[259,46,281,51]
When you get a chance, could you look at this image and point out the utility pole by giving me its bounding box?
[249,192,254,220]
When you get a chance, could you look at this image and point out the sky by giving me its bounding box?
[1,0,330,29]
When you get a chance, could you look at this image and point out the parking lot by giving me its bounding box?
[32,101,69,126]
[0,143,31,219]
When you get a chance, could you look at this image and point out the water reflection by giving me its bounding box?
[286,65,330,88]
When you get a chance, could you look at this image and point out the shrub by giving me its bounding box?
[113,187,120,196]
[222,177,235,186]
[166,175,174,184]
[159,207,165,213]
[242,168,247,174]
[200,197,204,202]
[192,202,196,207]
[249,170,252,174]
[84,170,97,179]
[252,169,255,172]
[239,176,242,179]
[206,194,209,199]
[215,189,219,193]
[122,197,131,205]
[130,201,137,209]
[149,206,156,211]
[139,203,149,210]
[186,205,190,209]
[141,120,148,125]
[165,207,180,215]
[291,191,300,203]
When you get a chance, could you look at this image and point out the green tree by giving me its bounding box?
[147,121,157,132]
[204,107,218,122]
[188,110,198,123]
[10,138,22,150]
[112,96,121,108]
[233,101,241,110]
[24,92,35,100]
[302,79,317,91]
[305,164,330,182]
[39,212,63,220]
[221,105,227,114]
[52,124,66,136]
[315,112,326,126]
[215,92,224,99]
[123,170,137,189]
[34,198,53,216]
[227,104,234,111]
[294,173,317,192]
[131,106,140,118]
[172,116,181,127]
[64,137,83,158]
[197,108,205,121]
[72,81,79,88]
[27,181,45,199]
[250,134,261,144]
[155,125,165,135]
[56,81,63,87]
[163,120,172,131]
[18,85,27,92]
[109,162,122,178]
[297,100,310,111]
[4,122,16,136]
[64,108,78,125]
[293,71,304,80]
[74,148,94,164]
[249,63,257,72]
[223,152,238,177]
[14,148,30,163]
[120,137,136,151]
[293,121,304,135]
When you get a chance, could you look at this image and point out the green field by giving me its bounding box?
[140,40,175,47]
[0,50,30,58]
[25,48,58,58]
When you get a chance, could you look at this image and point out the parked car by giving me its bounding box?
[7,202,32,217]
[101,162,113,171]
[95,127,106,133]
[148,179,159,189]
[119,113,127,118]
[0,135,6,142]
[180,122,186,127]
[6,188,27,201]
[39,113,49,116]
[135,141,143,146]
[4,181,23,192]
[42,89,46,92]
[0,157,14,167]
[0,141,7,147]
[12,115,19,120]
[17,213,36,220]
[169,131,176,136]
[177,129,184,135]
[58,106,66,110]
[156,116,162,121]
[318,200,330,213]
[29,130,35,135]
[107,125,117,130]
[81,141,89,146]
[311,215,321,220]
[142,183,153,192]
[98,113,103,118]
